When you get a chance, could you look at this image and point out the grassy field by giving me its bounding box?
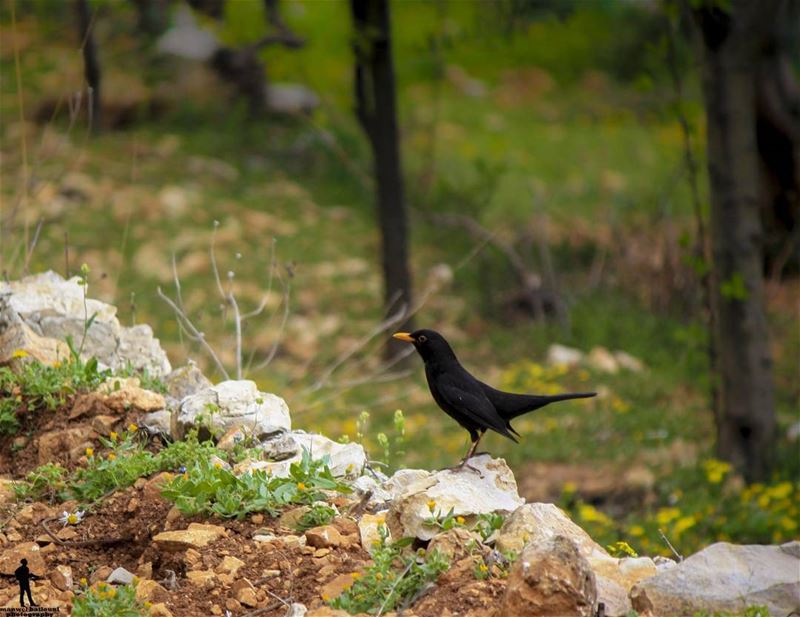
[1,1,797,555]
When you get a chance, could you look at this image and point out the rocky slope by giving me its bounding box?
[1,273,797,617]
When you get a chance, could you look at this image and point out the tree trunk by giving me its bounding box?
[693,1,778,482]
[351,0,414,354]
[76,0,101,132]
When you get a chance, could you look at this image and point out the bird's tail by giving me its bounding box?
[488,389,597,421]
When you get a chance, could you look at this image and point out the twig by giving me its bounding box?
[376,559,414,617]
[157,285,230,379]
[241,601,283,617]
[657,528,683,562]
[40,517,133,547]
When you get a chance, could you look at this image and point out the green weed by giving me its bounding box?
[160,449,351,519]
[327,525,450,614]
[72,581,148,617]
[295,503,338,532]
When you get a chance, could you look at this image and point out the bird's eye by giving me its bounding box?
[418,335,427,343]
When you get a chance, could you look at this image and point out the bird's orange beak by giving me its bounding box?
[392,332,415,343]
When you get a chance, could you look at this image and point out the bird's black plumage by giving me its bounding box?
[393,328,596,464]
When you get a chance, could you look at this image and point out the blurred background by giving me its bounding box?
[1,0,798,557]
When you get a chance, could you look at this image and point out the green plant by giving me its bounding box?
[691,607,770,617]
[13,462,67,502]
[474,512,505,541]
[327,525,450,614]
[72,581,149,617]
[160,449,351,519]
[0,397,20,436]
[295,503,338,531]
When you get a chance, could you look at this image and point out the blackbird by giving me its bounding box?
[393,329,596,467]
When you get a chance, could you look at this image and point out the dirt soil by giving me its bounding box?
[0,395,505,617]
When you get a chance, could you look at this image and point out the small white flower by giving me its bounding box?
[59,510,85,526]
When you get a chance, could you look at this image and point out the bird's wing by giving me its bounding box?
[437,373,518,442]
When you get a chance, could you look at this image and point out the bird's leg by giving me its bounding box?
[454,430,485,475]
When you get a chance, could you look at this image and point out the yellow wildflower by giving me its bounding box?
[80,577,88,586]
[11,349,29,358]
[478,563,489,572]
[85,447,94,457]
[655,507,681,526]
[107,453,116,461]
[628,525,645,537]
[109,432,118,441]
[127,423,138,432]
[455,516,465,525]
[297,482,306,491]
[780,516,797,532]
[351,572,361,579]
[427,499,436,512]
[144,602,152,608]
[375,572,384,580]
[673,516,696,537]
[53,361,62,368]
[702,459,732,484]
[767,482,793,501]
[578,504,613,526]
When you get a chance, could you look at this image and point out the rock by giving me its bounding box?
[186,570,215,587]
[102,383,166,413]
[91,414,119,436]
[258,431,303,461]
[164,361,212,401]
[305,525,343,549]
[546,343,584,367]
[149,603,174,617]
[630,541,800,617]
[141,410,172,436]
[176,379,290,440]
[286,603,308,617]
[279,506,311,529]
[289,432,366,478]
[0,478,15,505]
[157,5,219,61]
[152,523,226,551]
[495,503,606,559]
[266,83,320,114]
[587,347,618,373]
[135,579,170,603]
[500,535,596,617]
[382,468,429,498]
[0,292,69,367]
[1,271,171,376]
[613,350,645,372]
[387,455,523,541]
[142,472,174,501]
[319,573,356,601]
[0,542,46,576]
[38,427,93,464]
[49,564,73,591]
[237,432,366,479]
[594,576,632,617]
[106,566,135,585]
[90,565,114,583]
[358,512,389,555]
[306,608,352,617]
[428,527,484,561]
[589,556,658,617]
[231,578,258,608]
[216,555,245,576]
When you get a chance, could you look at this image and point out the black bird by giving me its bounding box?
[393,329,596,467]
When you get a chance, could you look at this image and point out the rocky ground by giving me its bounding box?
[0,273,797,617]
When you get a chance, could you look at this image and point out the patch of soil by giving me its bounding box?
[0,393,148,478]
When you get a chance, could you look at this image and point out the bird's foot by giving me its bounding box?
[443,459,484,477]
